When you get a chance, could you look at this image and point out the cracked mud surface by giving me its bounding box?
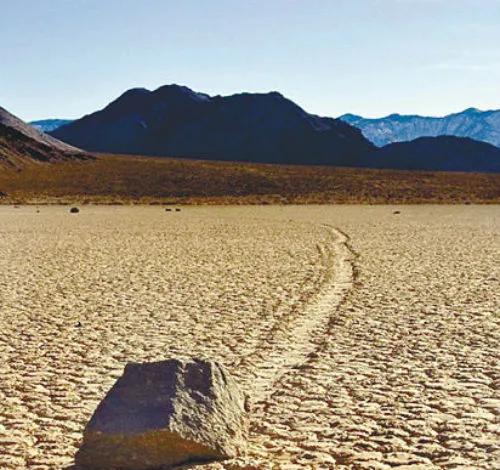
[0,205,498,469]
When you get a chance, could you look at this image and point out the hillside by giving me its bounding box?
[0,153,498,204]
[341,108,500,147]
[364,136,500,172]
[50,85,374,165]
[0,106,90,169]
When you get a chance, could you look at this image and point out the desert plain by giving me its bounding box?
[0,204,498,469]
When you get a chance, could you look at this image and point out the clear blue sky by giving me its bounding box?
[2,0,499,121]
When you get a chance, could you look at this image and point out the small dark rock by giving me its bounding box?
[165,208,172,212]
[70,207,80,214]
[175,208,181,212]
[76,321,82,328]
[393,210,401,215]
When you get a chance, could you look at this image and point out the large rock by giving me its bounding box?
[75,359,247,469]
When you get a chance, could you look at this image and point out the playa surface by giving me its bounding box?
[0,205,498,469]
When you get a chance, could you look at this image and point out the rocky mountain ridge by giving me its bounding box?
[340,108,500,147]
[50,84,374,166]
[30,119,73,133]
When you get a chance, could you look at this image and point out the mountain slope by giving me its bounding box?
[30,119,73,133]
[340,108,500,147]
[51,85,374,165]
[364,136,500,172]
[0,106,90,168]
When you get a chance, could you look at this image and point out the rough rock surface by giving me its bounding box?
[75,359,247,469]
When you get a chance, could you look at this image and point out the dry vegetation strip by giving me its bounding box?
[0,153,499,204]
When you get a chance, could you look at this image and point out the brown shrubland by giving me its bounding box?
[0,153,498,204]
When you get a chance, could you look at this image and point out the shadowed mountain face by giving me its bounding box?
[341,108,500,148]
[363,136,500,172]
[0,106,90,168]
[30,119,73,133]
[51,85,375,165]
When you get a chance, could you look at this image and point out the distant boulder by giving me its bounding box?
[75,359,247,469]
[70,207,80,213]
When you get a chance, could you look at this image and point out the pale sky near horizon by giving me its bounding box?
[2,0,499,121]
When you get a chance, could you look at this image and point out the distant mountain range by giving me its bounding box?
[364,136,500,172]
[39,107,500,152]
[10,84,494,173]
[0,106,90,168]
[30,119,73,133]
[50,85,374,166]
[340,108,500,147]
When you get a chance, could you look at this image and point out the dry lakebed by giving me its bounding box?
[0,205,498,469]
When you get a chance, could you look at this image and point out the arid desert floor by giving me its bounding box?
[0,205,498,469]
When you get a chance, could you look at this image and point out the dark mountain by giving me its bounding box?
[51,85,374,165]
[340,108,500,147]
[30,119,73,133]
[363,136,500,172]
[0,106,90,168]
